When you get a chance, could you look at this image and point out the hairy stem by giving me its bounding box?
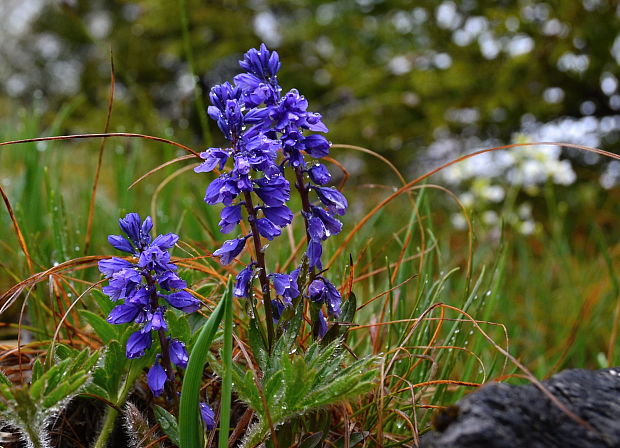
[243,190,275,351]
[93,362,143,448]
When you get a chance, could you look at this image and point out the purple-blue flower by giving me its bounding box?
[126,330,152,359]
[219,204,243,234]
[315,187,348,216]
[194,148,230,173]
[308,163,331,185]
[200,402,216,431]
[303,134,331,158]
[312,206,343,236]
[157,271,187,291]
[307,240,323,270]
[100,213,202,397]
[271,299,286,323]
[269,272,300,303]
[147,359,167,397]
[107,303,143,324]
[234,263,254,298]
[107,235,134,254]
[262,205,293,227]
[107,213,154,254]
[213,236,249,265]
[163,291,202,313]
[308,277,342,317]
[307,216,327,242]
[256,218,281,240]
[239,44,281,83]
[141,307,168,333]
[254,175,290,207]
[98,257,134,277]
[169,339,189,369]
[194,44,348,342]
[204,176,240,206]
[102,268,141,301]
[316,311,328,338]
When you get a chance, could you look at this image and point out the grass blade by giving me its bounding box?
[179,278,231,448]
[219,276,233,448]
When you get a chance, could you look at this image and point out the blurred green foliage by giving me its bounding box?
[1,0,620,175]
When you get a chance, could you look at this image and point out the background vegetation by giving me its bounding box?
[1,0,620,445]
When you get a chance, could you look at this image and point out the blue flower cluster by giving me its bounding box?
[195,44,347,337]
[98,213,200,396]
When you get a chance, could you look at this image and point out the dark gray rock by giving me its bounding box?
[421,368,620,448]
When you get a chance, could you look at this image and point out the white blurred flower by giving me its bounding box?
[451,213,468,230]
[520,220,536,235]
[459,192,475,207]
[482,210,498,225]
[518,202,532,219]
[481,185,505,202]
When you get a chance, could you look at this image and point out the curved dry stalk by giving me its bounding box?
[322,155,350,190]
[49,279,106,361]
[356,276,417,311]
[129,154,197,189]
[0,184,33,274]
[327,141,620,269]
[149,163,198,233]
[0,133,202,158]
[438,302,600,435]
[0,256,107,313]
[84,53,116,255]
[331,144,409,190]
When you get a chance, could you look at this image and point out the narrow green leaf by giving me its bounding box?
[340,291,357,323]
[42,374,88,408]
[298,432,323,448]
[179,279,230,448]
[55,344,74,360]
[154,404,180,446]
[31,359,43,384]
[219,278,233,448]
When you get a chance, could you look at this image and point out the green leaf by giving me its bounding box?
[219,277,233,448]
[31,359,43,385]
[91,289,115,315]
[340,291,357,323]
[298,432,323,448]
[322,292,357,345]
[103,341,127,393]
[154,405,180,447]
[55,344,74,360]
[179,279,230,448]
[248,318,268,372]
[81,383,110,401]
[166,309,192,345]
[81,309,118,343]
[42,374,88,408]
[0,370,12,388]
